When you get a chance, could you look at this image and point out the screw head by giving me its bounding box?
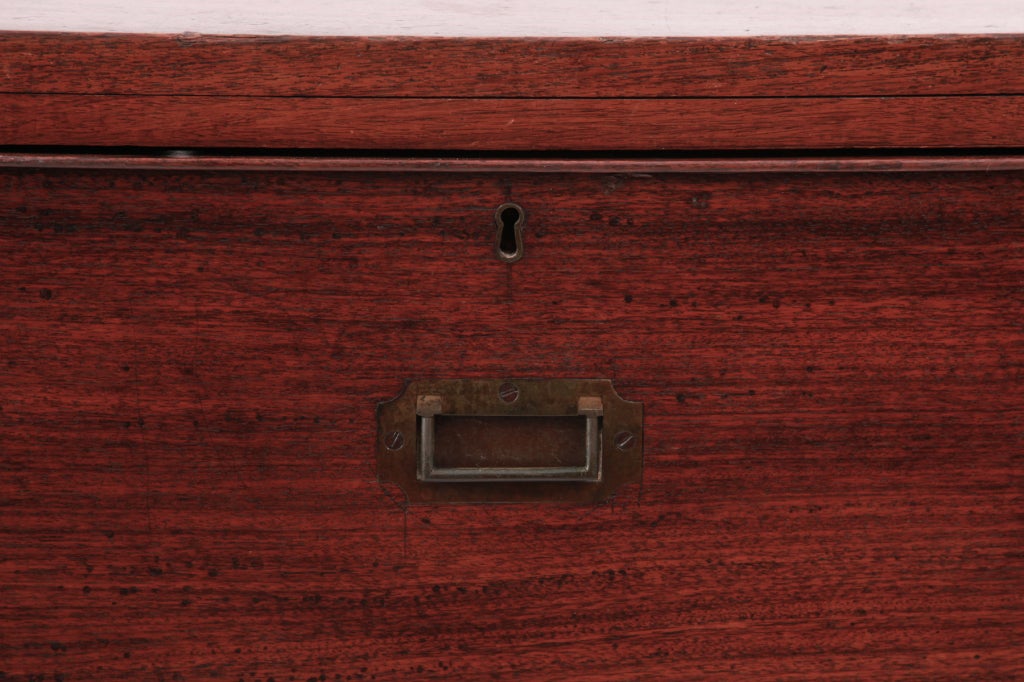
[614,431,636,451]
[498,382,520,403]
[384,430,405,451]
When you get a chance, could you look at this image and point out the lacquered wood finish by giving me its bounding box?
[4,33,1024,98]
[3,3,1022,677]
[2,166,1021,679]
[4,94,1023,150]
[5,153,1024,174]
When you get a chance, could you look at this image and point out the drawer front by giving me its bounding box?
[1,162,1022,679]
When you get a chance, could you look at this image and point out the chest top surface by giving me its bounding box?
[2,1,1023,152]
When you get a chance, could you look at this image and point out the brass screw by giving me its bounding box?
[384,431,405,451]
[614,431,636,451]
[498,382,520,403]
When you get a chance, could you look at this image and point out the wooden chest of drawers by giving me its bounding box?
[1,2,1022,679]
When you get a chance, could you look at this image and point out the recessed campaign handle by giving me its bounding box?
[376,379,643,504]
[415,394,603,482]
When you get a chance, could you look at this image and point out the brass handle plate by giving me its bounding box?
[376,379,642,504]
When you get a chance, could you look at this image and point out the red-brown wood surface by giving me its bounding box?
[4,33,1024,98]
[1,165,1021,680]
[5,153,1024,174]
[4,94,1023,150]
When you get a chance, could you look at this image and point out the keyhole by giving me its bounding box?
[495,203,525,263]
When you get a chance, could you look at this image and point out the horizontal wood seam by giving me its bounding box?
[5,154,1024,173]
[2,93,1024,99]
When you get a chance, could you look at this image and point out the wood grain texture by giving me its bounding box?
[4,94,1023,150]
[1,166,1021,680]
[5,153,1024,174]
[4,33,1024,98]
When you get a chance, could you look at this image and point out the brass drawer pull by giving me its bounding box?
[377,379,642,504]
[415,394,603,482]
